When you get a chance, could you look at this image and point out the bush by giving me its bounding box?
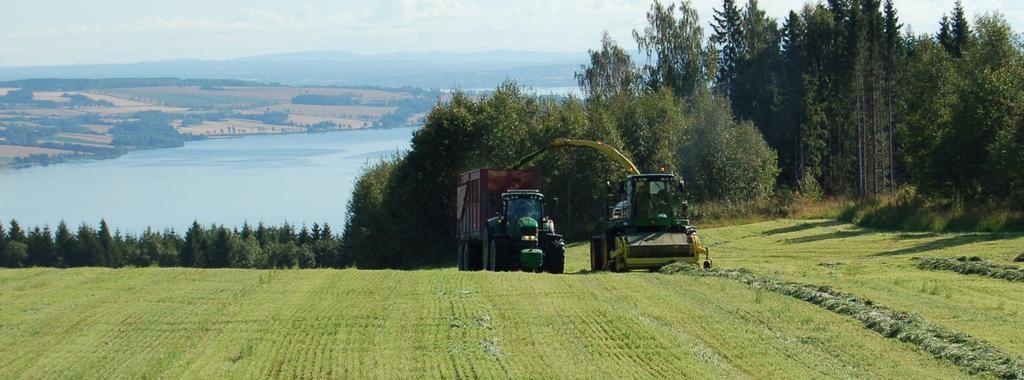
[679,92,779,202]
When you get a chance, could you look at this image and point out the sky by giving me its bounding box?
[1,0,1021,67]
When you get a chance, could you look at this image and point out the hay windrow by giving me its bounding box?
[660,263,1024,379]
[917,256,1024,283]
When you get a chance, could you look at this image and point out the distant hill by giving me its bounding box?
[0,50,588,89]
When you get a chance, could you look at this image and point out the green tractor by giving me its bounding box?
[592,173,712,271]
[513,138,712,272]
[484,190,565,273]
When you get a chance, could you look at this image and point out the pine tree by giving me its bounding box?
[0,223,7,267]
[27,227,57,267]
[950,0,970,57]
[938,15,953,53]
[8,219,26,243]
[210,226,231,268]
[882,0,901,191]
[311,223,322,242]
[98,220,113,266]
[712,0,743,97]
[75,224,101,267]
[321,223,333,240]
[182,221,204,267]
[55,221,74,267]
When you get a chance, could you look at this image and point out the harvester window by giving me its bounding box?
[633,180,674,219]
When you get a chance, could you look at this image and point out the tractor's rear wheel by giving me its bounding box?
[590,237,605,271]
[544,244,565,274]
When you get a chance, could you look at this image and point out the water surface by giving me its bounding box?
[0,127,414,233]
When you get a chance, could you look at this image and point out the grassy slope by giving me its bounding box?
[700,219,1024,357]
[3,220,1023,378]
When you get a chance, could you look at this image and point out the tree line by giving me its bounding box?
[0,219,349,269]
[342,0,1024,268]
[700,0,1023,203]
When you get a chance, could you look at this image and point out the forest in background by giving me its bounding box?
[2,0,1022,269]
[343,0,1024,268]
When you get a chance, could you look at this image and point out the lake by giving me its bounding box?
[0,127,415,233]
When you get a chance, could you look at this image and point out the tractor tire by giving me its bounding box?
[457,243,465,271]
[590,236,605,271]
[543,239,565,274]
[544,249,565,274]
[467,242,483,271]
[490,237,513,271]
[488,240,497,271]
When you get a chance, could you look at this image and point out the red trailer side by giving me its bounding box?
[456,169,541,270]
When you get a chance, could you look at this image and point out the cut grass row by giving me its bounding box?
[917,256,1024,282]
[700,219,1024,358]
[660,264,1024,378]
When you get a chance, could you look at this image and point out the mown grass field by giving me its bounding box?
[1,219,1022,378]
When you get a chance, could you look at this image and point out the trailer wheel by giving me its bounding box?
[457,243,465,271]
[467,241,483,271]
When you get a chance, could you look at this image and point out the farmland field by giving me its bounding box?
[0,82,439,167]
[0,144,73,158]
[1,219,1022,378]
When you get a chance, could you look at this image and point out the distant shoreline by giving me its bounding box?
[0,125,404,170]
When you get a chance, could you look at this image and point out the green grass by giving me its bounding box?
[701,219,1024,357]
[3,219,1024,378]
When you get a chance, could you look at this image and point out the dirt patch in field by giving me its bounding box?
[661,263,1024,379]
[0,145,73,158]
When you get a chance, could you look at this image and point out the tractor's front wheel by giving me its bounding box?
[544,244,565,274]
